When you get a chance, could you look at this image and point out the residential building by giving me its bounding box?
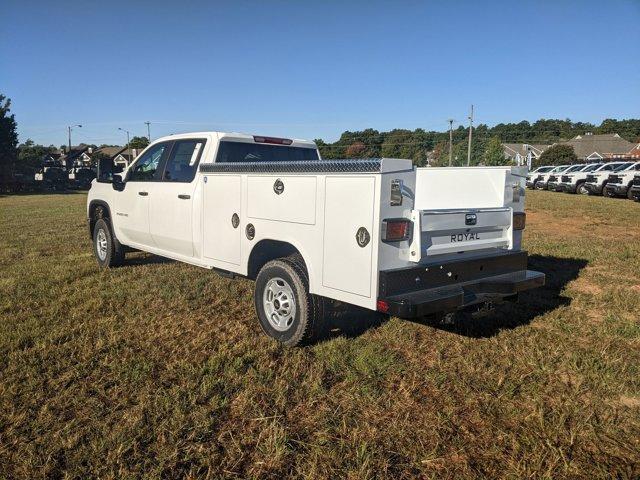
[558,133,637,162]
[502,143,550,164]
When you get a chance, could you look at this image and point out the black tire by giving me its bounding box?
[576,181,588,195]
[93,218,125,268]
[254,257,326,346]
[627,184,635,200]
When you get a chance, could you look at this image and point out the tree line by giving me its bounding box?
[315,119,640,166]
[2,91,640,181]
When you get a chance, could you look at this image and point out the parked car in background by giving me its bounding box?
[534,165,570,190]
[603,162,640,199]
[558,163,602,194]
[548,164,586,192]
[629,174,640,202]
[526,166,553,189]
[585,161,635,196]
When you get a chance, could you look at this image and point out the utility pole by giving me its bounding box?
[67,124,82,152]
[145,121,151,141]
[448,119,454,166]
[118,128,131,164]
[466,104,474,166]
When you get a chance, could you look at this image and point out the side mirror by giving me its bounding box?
[112,174,125,191]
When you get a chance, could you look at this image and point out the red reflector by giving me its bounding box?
[253,135,293,145]
[377,300,389,313]
[382,219,412,242]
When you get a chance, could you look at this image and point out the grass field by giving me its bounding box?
[1,190,639,479]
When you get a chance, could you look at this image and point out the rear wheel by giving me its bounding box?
[93,218,125,268]
[254,257,326,346]
[576,182,588,195]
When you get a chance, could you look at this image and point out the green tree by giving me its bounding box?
[537,144,577,166]
[16,140,57,174]
[483,137,510,166]
[129,136,149,149]
[0,94,19,182]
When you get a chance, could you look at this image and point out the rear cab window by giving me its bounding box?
[215,140,319,163]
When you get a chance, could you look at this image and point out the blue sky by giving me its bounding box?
[2,0,639,147]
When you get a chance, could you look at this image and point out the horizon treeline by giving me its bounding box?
[314,118,640,166]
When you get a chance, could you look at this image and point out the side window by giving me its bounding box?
[129,143,168,181]
[162,140,205,182]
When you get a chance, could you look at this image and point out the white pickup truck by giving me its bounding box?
[557,163,601,194]
[87,131,544,345]
[584,161,635,196]
[603,161,640,199]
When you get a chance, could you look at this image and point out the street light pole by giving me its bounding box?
[144,121,151,141]
[118,128,131,164]
[467,104,474,167]
[448,119,454,167]
[67,124,82,152]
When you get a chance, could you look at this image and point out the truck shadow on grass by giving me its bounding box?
[410,254,588,339]
[324,254,588,341]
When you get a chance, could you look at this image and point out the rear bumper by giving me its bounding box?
[379,251,545,319]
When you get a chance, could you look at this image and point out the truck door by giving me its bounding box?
[114,142,170,247]
[148,139,206,257]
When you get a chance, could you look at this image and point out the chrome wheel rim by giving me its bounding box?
[578,185,587,195]
[263,277,296,332]
[96,229,108,261]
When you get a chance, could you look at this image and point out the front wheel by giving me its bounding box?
[576,182,588,195]
[254,257,326,346]
[627,186,635,200]
[93,218,125,268]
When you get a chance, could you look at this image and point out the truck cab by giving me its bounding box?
[603,162,640,199]
[88,131,544,346]
[584,161,634,196]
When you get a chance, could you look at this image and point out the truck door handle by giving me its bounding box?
[178,194,190,200]
[138,191,148,196]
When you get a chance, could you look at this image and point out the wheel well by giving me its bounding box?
[247,240,306,280]
[88,201,112,238]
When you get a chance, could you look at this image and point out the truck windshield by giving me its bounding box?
[616,162,634,171]
[582,164,600,172]
[216,141,319,163]
[565,165,585,172]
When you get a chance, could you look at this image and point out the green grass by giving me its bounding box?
[1,190,639,479]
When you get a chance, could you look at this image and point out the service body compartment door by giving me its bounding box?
[203,175,242,266]
[322,176,375,297]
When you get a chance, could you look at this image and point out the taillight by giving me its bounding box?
[376,300,389,313]
[253,135,293,145]
[381,218,412,242]
[513,212,526,230]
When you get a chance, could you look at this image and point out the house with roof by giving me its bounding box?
[113,147,144,168]
[557,133,637,162]
[502,143,550,164]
